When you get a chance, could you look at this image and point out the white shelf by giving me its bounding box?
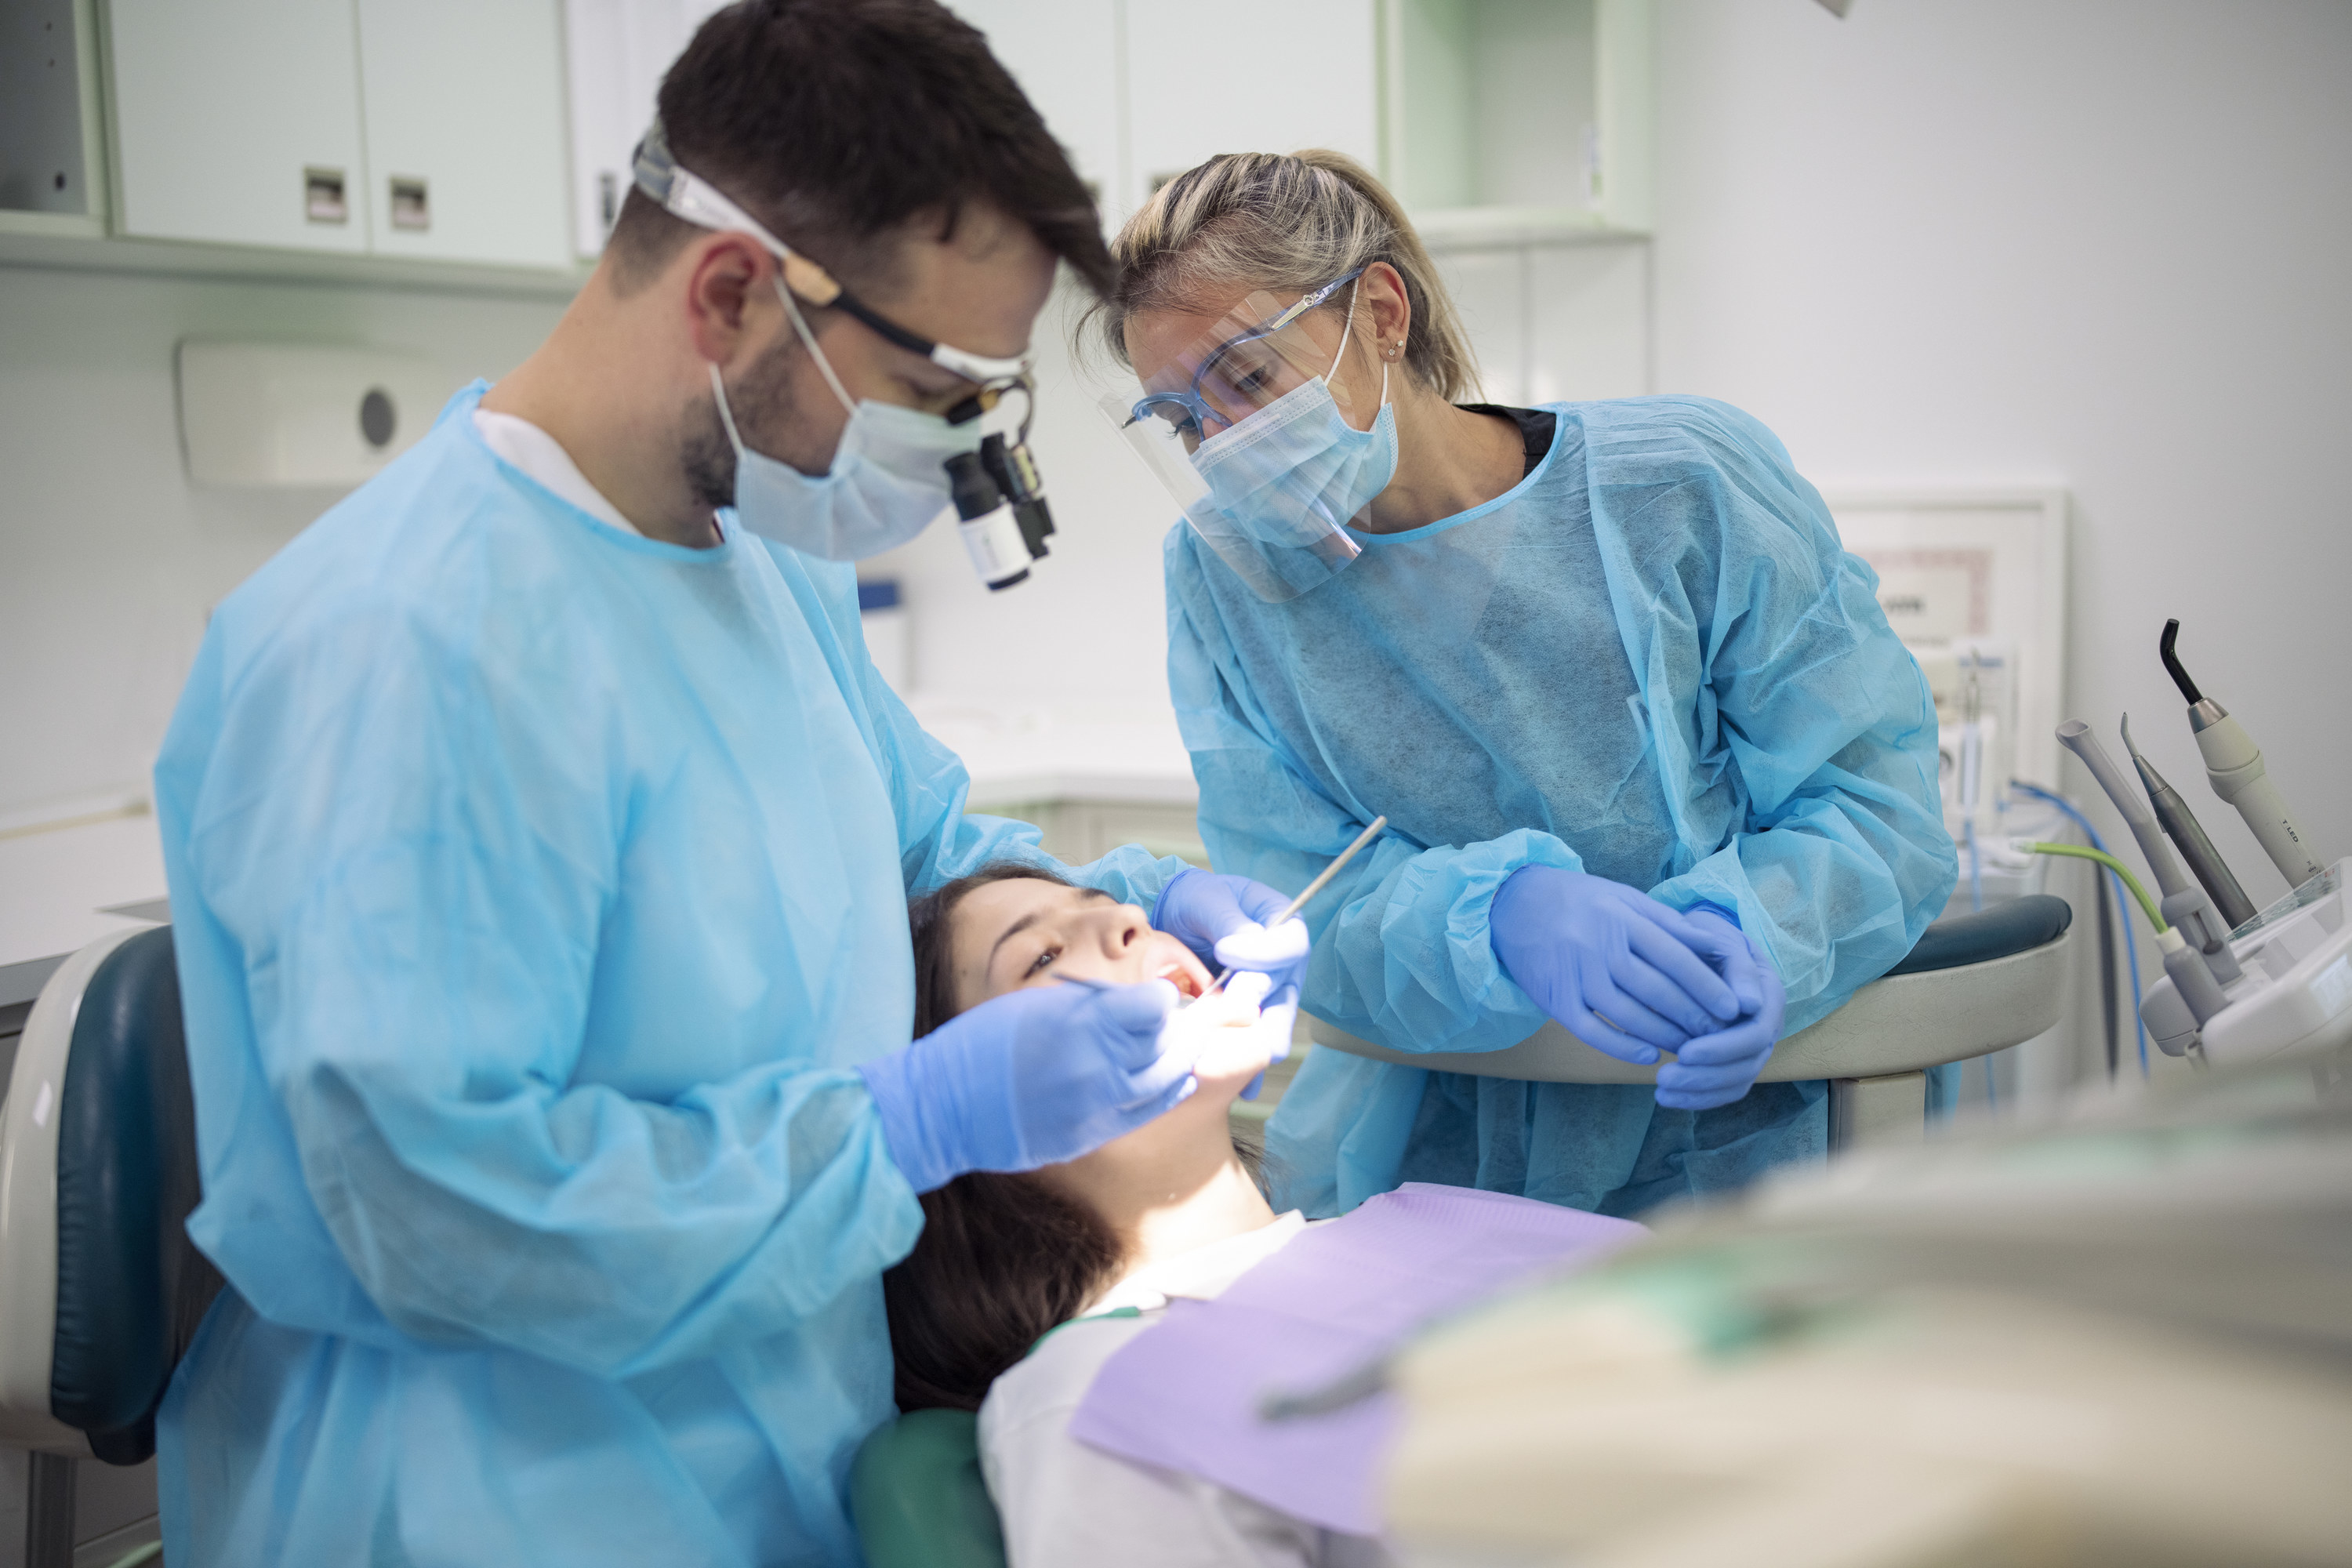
[1410,205,1650,252]
[0,225,590,300]
[902,696,1197,812]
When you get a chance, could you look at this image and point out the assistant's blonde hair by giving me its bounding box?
[1095,150,1479,402]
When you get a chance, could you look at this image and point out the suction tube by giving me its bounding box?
[2121,713,2256,929]
[2162,620,2324,890]
[2056,720,2241,979]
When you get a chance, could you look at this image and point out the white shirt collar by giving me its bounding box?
[1087,1210,1312,1314]
[473,408,643,538]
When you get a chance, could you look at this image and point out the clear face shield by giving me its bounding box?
[1099,273,1388,602]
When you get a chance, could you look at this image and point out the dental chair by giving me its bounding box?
[1,926,222,1568]
[850,895,2076,1567]
[1313,894,2074,1151]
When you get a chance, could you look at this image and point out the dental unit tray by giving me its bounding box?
[2139,861,2352,1063]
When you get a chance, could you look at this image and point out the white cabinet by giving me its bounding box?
[1125,0,1380,220]
[103,0,572,268]
[107,0,372,253]
[561,0,730,257]
[357,0,572,268]
[1382,0,1653,238]
[947,1,1123,217]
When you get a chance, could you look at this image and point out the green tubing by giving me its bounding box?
[2024,842,2168,934]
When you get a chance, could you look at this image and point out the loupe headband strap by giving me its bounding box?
[631,122,1032,386]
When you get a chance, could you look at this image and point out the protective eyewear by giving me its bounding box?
[632,120,1033,392]
[1123,270,1364,447]
[633,120,1060,587]
[1098,276,1382,603]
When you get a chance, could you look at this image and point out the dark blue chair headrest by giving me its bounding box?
[52,926,223,1465]
[1887,894,2073,976]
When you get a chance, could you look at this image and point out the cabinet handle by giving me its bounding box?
[304,167,348,224]
[389,176,430,231]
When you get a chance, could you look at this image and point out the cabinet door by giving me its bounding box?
[356,0,571,268]
[107,0,369,252]
[1124,0,1379,218]
[946,1,1124,223]
[562,0,731,258]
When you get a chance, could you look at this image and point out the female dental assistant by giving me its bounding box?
[148,9,1301,1566]
[1103,151,1957,1219]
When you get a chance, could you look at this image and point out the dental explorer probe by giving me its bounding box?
[1200,815,1388,999]
[2161,619,2325,890]
[2121,713,2256,930]
[2056,720,2241,982]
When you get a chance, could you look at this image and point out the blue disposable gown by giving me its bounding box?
[1169,397,1955,1218]
[152,385,1185,1566]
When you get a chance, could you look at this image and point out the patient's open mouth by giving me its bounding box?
[1156,960,1203,1000]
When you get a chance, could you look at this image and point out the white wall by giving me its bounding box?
[0,266,564,822]
[1651,0,2352,1081]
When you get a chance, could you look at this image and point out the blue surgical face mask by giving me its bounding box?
[710,278,979,561]
[1190,307,1398,545]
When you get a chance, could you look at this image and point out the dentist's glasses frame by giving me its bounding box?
[631,120,1034,407]
[1124,268,1365,445]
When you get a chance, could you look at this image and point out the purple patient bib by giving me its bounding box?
[1067,1183,1644,1536]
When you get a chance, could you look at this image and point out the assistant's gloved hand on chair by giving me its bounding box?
[1490,867,1745,1065]
[1656,908,1788,1110]
[857,979,1194,1194]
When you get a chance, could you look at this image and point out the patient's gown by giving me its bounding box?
[1166,396,1956,1218]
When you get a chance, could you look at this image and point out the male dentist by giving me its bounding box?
[151,3,1302,1562]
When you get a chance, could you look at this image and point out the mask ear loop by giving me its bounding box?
[1320,278,1389,421]
[705,274,861,459]
[772,273,858,416]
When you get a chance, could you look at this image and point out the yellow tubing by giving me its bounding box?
[2024,842,2168,934]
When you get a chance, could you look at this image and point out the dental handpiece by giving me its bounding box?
[2056,720,2238,978]
[2161,620,2325,891]
[2121,713,2256,930]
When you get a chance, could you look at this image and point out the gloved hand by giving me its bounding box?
[1490,867,1743,1065]
[856,978,1192,1194]
[1152,869,1308,980]
[1192,928,1311,1099]
[1656,920,1786,1110]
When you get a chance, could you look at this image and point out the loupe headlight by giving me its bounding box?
[944,376,1055,590]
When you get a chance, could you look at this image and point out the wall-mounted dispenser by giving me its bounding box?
[176,342,456,488]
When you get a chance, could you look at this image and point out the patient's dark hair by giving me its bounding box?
[884,862,1265,1413]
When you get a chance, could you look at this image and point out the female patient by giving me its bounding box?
[883,864,1386,1567]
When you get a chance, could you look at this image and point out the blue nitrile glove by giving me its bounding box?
[1197,920,1312,1099]
[1657,920,1787,1110]
[1152,867,1313,985]
[856,978,1191,1194]
[1490,867,1744,1065]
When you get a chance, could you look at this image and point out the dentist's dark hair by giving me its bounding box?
[606,0,1113,299]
